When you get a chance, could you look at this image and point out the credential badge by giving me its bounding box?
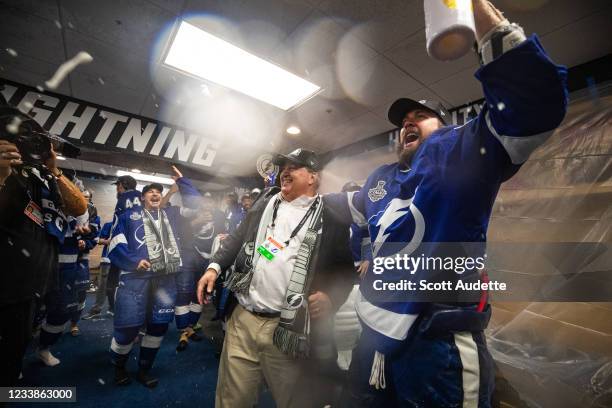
[130,212,142,221]
[368,180,387,202]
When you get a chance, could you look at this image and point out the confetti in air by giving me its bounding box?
[98,378,105,385]
[54,20,62,29]
[68,22,75,29]
[21,248,31,257]
[36,85,44,92]
[6,48,17,57]
[6,116,22,134]
[23,101,34,111]
[497,102,506,111]
[45,51,94,90]
[98,77,105,85]
[480,147,486,155]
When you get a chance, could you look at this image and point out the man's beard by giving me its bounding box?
[397,143,416,169]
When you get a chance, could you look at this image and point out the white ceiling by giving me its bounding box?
[0,0,610,173]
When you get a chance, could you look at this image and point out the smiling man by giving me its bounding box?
[108,171,201,388]
[197,149,354,408]
[323,1,569,406]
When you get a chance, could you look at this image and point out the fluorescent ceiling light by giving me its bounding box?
[286,126,301,135]
[164,21,321,110]
[131,168,142,173]
[56,155,66,161]
[116,170,174,185]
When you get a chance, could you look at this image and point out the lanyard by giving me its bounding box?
[270,195,320,246]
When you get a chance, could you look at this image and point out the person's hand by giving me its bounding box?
[168,183,179,195]
[44,144,60,176]
[357,260,370,279]
[98,238,110,246]
[308,291,332,319]
[0,140,22,180]
[171,165,183,181]
[197,268,218,304]
[137,259,151,271]
[78,240,86,250]
[75,225,91,235]
[217,233,229,241]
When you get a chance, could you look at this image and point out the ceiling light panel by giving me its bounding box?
[164,21,321,110]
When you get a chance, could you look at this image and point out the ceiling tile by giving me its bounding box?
[293,96,368,136]
[538,6,612,68]
[384,29,479,86]
[0,52,68,90]
[316,0,424,53]
[318,111,391,152]
[145,0,186,15]
[64,30,151,92]
[60,0,176,61]
[0,0,60,22]
[498,0,611,37]
[274,10,377,75]
[70,72,148,115]
[183,0,315,56]
[337,55,422,109]
[0,66,71,97]
[0,6,65,65]
[428,66,483,108]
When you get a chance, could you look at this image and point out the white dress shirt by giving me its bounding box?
[210,193,319,313]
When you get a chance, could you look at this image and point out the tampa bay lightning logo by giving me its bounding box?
[370,191,425,257]
[286,293,304,310]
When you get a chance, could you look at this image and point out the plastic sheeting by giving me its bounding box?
[486,83,612,408]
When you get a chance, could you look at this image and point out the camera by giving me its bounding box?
[0,105,80,165]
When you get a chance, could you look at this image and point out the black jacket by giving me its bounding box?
[0,170,60,306]
[212,187,355,315]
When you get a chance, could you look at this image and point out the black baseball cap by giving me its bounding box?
[112,175,137,190]
[141,183,163,195]
[388,98,450,128]
[273,148,321,171]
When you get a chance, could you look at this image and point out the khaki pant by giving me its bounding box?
[215,304,302,408]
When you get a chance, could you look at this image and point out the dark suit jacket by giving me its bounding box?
[212,187,355,315]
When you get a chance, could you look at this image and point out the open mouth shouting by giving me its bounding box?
[401,129,420,150]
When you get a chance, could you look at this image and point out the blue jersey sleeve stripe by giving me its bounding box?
[356,294,419,341]
[348,191,367,226]
[484,111,554,164]
[108,233,127,254]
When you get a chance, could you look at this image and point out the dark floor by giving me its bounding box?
[13,294,224,408]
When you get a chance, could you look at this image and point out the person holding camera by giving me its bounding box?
[0,104,87,385]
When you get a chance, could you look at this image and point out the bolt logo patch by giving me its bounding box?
[286,293,304,310]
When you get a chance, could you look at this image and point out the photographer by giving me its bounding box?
[0,104,87,386]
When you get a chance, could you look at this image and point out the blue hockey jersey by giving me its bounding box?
[328,35,568,354]
[98,221,113,264]
[114,189,142,216]
[109,178,202,274]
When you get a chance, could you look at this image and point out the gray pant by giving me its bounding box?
[92,263,111,310]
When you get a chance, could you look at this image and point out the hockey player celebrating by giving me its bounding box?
[108,169,201,388]
[328,1,569,406]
